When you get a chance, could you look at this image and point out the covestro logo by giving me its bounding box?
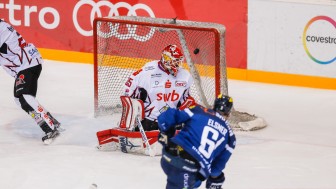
[303,16,336,64]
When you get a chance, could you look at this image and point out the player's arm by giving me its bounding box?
[157,107,192,146]
[211,131,236,175]
[157,107,193,131]
[206,131,236,188]
[124,68,142,97]
[0,64,17,78]
[205,151,231,189]
[0,21,8,46]
[205,172,225,189]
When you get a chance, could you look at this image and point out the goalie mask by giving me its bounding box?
[161,44,184,77]
[213,94,233,116]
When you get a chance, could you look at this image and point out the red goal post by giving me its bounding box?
[93,16,267,131]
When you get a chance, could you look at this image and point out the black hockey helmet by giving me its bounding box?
[213,94,233,116]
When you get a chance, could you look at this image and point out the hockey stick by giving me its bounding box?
[135,116,155,157]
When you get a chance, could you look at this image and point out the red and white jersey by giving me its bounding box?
[0,19,43,78]
[124,60,193,121]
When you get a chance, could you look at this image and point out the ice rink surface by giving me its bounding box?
[0,60,335,189]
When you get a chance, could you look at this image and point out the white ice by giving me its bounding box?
[0,60,335,189]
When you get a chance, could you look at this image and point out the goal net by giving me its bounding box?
[93,16,267,131]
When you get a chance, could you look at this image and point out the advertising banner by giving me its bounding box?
[248,0,336,78]
[0,0,247,68]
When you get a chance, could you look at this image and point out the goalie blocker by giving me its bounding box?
[96,96,195,156]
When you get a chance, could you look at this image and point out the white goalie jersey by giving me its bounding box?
[96,61,194,156]
[124,60,193,121]
[0,19,43,78]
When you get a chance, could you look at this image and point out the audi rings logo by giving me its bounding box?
[73,0,156,42]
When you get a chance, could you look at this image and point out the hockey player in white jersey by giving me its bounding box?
[124,44,194,131]
[97,44,195,155]
[0,19,62,144]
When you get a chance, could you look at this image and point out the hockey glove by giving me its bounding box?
[158,127,176,146]
[158,132,168,146]
[206,172,225,189]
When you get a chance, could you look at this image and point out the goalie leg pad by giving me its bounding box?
[96,128,162,155]
[119,96,145,130]
[96,129,119,145]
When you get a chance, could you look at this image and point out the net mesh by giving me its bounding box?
[94,16,266,131]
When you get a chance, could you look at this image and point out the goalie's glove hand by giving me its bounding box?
[206,172,225,189]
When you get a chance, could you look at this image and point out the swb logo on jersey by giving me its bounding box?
[157,90,180,102]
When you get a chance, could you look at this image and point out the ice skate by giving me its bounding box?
[47,112,65,132]
[42,129,60,145]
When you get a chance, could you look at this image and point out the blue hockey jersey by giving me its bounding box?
[158,105,236,178]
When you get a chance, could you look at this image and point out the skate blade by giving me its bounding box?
[43,133,60,145]
[43,138,54,145]
[57,126,66,132]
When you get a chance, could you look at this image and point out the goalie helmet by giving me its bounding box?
[161,44,184,77]
[213,94,233,116]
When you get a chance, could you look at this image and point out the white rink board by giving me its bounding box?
[248,0,336,78]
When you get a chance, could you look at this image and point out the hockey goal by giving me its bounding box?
[93,16,267,131]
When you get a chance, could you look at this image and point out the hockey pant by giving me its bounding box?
[161,148,200,189]
[14,65,60,134]
[96,127,162,156]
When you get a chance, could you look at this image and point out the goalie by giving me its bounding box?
[96,44,195,156]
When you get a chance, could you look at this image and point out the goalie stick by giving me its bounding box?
[135,116,155,157]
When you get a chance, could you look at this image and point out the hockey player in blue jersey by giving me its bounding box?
[157,94,236,189]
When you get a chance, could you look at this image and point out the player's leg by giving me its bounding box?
[119,96,158,131]
[29,64,62,129]
[96,127,161,155]
[14,96,52,133]
[97,96,161,154]
[161,149,199,188]
[161,157,198,189]
[14,65,61,138]
[96,128,119,151]
[19,95,61,128]
[119,96,147,130]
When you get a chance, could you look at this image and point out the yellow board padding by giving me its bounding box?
[229,68,336,90]
[38,48,336,90]
[97,54,217,77]
[251,70,336,90]
[39,48,93,64]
